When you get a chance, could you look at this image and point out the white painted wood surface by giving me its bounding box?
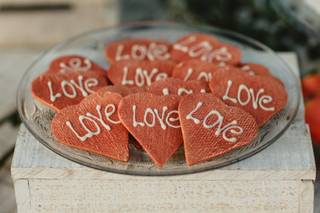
[0,123,18,159]
[11,53,317,213]
[0,50,39,120]
[316,181,320,213]
[0,156,16,213]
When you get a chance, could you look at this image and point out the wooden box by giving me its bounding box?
[11,54,316,213]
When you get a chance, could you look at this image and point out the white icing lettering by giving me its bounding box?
[121,67,168,87]
[47,75,98,102]
[197,72,212,82]
[132,105,145,127]
[184,68,193,81]
[166,110,180,128]
[174,38,233,63]
[61,81,77,98]
[148,43,170,60]
[223,80,275,111]
[66,104,120,142]
[186,101,243,142]
[66,116,100,142]
[59,58,92,73]
[162,88,169,96]
[48,81,62,102]
[207,47,232,62]
[121,67,134,86]
[241,65,255,76]
[115,45,130,61]
[178,88,193,96]
[116,43,170,61]
[173,36,196,52]
[131,105,180,130]
[132,45,147,60]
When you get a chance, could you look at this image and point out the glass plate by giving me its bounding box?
[17,22,300,176]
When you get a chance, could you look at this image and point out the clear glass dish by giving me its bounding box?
[17,22,300,176]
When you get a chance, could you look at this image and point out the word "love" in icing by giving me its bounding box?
[162,88,206,96]
[122,67,168,87]
[132,105,180,130]
[59,57,92,73]
[222,80,275,111]
[174,36,232,62]
[240,65,256,76]
[116,43,170,61]
[183,68,212,82]
[186,102,243,142]
[66,104,120,142]
[48,75,98,102]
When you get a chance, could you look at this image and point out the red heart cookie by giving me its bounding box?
[118,93,182,167]
[96,85,145,97]
[51,92,129,161]
[47,55,106,75]
[238,63,271,76]
[32,71,108,111]
[172,60,221,82]
[179,93,258,166]
[147,78,208,96]
[105,38,172,63]
[171,33,241,64]
[209,69,288,126]
[107,60,176,87]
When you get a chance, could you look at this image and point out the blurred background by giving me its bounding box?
[1,0,320,212]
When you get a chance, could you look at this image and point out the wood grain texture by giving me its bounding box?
[11,53,316,213]
[0,123,18,159]
[315,181,320,213]
[12,179,312,213]
[0,155,17,213]
[0,50,38,120]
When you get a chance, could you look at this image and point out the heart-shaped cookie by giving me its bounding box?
[238,63,271,76]
[209,69,287,126]
[96,85,145,97]
[51,92,129,161]
[105,38,172,63]
[171,33,241,64]
[118,93,182,167]
[147,78,208,96]
[32,71,108,111]
[47,55,106,75]
[107,60,176,87]
[172,60,221,82]
[179,93,258,166]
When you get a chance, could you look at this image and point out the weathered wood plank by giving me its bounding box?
[27,179,311,213]
[315,181,320,213]
[0,123,18,159]
[0,155,17,213]
[0,50,39,120]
